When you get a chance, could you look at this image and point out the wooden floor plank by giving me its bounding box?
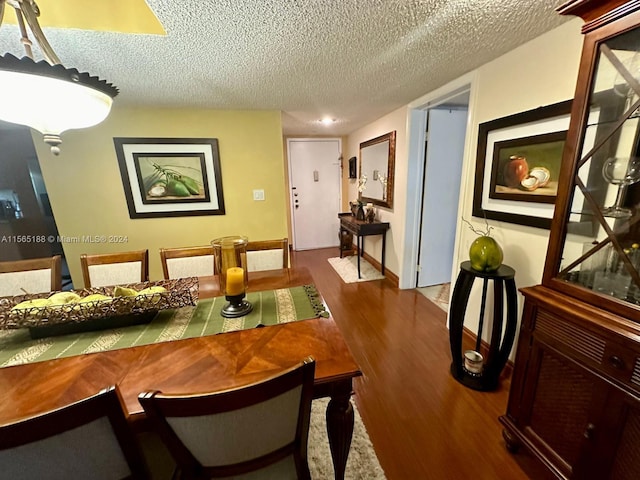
[291,248,552,480]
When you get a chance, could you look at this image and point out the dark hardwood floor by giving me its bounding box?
[291,248,551,480]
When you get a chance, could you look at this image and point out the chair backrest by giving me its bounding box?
[159,246,215,280]
[246,238,289,272]
[0,255,62,297]
[0,385,149,480]
[139,357,315,480]
[80,250,149,288]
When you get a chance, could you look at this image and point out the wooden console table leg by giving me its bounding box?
[357,236,363,279]
[326,381,355,480]
[381,230,386,275]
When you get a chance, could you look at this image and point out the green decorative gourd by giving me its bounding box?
[463,217,503,273]
[469,235,503,272]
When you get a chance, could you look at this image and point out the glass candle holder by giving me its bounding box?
[463,349,483,375]
[211,236,253,318]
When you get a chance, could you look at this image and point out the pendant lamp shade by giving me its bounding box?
[0,54,118,154]
[0,1,118,155]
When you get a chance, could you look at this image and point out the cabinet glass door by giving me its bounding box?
[559,26,640,308]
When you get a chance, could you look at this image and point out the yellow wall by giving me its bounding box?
[33,107,287,286]
[5,0,166,34]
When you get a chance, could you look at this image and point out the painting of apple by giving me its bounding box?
[503,156,529,188]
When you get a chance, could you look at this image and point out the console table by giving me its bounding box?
[338,213,390,279]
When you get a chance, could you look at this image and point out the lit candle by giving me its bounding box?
[226,267,245,296]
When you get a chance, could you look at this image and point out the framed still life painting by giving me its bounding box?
[472,100,572,229]
[114,137,225,218]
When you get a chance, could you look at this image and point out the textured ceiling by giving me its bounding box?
[0,0,570,136]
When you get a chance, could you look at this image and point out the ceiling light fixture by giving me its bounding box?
[0,0,118,155]
[320,117,336,125]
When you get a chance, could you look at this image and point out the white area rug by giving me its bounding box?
[328,256,385,283]
[309,398,386,479]
[417,283,450,313]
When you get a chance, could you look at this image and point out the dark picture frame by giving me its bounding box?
[114,138,225,219]
[472,100,572,229]
[348,156,357,179]
[359,131,396,209]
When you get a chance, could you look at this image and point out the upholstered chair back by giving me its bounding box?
[0,386,149,479]
[139,357,315,479]
[246,238,289,272]
[159,246,215,280]
[0,255,61,297]
[80,250,148,288]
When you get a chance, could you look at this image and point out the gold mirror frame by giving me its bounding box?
[359,131,396,209]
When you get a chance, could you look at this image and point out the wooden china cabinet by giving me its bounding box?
[500,1,640,479]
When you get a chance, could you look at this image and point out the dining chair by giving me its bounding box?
[80,250,149,288]
[246,238,289,272]
[0,255,62,297]
[139,356,315,480]
[0,385,149,480]
[159,246,215,280]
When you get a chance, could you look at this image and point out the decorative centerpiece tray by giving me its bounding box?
[0,277,199,339]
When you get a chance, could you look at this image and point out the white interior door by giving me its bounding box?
[418,108,468,286]
[288,139,341,250]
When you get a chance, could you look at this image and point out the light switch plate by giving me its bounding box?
[253,189,265,201]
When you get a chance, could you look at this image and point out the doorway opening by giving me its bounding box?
[416,97,469,289]
[401,80,472,292]
[0,122,72,289]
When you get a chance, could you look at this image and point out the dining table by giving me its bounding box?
[0,267,362,480]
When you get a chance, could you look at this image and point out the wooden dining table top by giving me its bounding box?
[0,267,362,427]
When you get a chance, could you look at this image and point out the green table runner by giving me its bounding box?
[0,285,327,369]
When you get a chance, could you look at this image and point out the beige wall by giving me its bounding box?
[453,18,584,334]
[343,18,585,344]
[440,19,582,336]
[33,107,287,286]
[344,106,409,277]
[391,18,584,343]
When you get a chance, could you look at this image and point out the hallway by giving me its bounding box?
[291,248,550,479]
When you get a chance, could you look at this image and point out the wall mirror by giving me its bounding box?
[359,131,396,209]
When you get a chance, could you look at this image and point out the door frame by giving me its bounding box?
[286,137,342,251]
[401,71,477,289]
